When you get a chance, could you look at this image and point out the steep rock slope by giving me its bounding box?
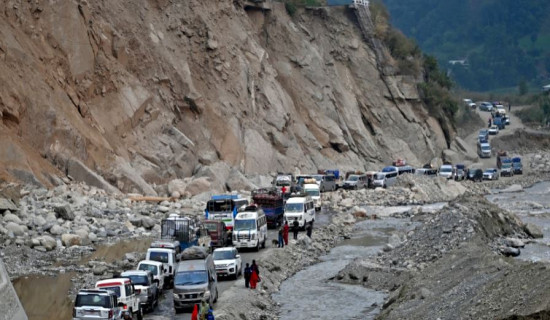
[0,0,447,194]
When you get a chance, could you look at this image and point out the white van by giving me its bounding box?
[303,184,321,211]
[146,248,177,289]
[373,166,398,188]
[232,205,267,251]
[284,195,315,229]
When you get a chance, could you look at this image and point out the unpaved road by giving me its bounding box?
[144,208,332,320]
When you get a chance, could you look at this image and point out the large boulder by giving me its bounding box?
[3,212,22,224]
[0,198,18,212]
[168,179,187,196]
[524,223,543,239]
[225,169,257,192]
[39,235,57,251]
[61,234,82,246]
[142,217,156,229]
[54,205,75,221]
[49,224,65,235]
[5,222,26,236]
[184,177,212,196]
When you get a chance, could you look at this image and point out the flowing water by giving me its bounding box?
[273,206,427,320]
[486,181,550,262]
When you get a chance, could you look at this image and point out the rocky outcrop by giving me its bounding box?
[0,1,448,194]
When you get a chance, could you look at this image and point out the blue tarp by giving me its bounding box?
[211,194,241,200]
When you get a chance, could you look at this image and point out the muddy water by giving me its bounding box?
[487,181,550,262]
[13,237,153,320]
[274,208,421,320]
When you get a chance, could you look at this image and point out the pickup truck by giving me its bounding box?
[500,157,514,177]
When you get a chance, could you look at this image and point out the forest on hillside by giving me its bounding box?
[380,0,550,92]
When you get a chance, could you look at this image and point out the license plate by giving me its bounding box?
[84,310,98,316]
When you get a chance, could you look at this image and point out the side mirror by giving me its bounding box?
[236,255,240,259]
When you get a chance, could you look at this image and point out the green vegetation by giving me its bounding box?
[381,0,550,92]
[515,93,550,126]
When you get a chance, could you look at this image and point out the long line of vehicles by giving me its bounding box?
[73,149,523,319]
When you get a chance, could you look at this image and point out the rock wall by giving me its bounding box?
[0,0,448,194]
[0,258,28,320]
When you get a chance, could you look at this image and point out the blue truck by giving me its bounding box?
[512,157,523,174]
[493,116,505,130]
[252,188,284,229]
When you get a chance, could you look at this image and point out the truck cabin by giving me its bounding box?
[205,195,248,230]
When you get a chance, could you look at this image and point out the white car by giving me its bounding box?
[213,247,242,280]
[95,278,143,320]
[438,164,454,179]
[483,168,500,180]
[488,125,499,135]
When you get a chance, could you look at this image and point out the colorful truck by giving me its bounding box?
[205,194,249,230]
[252,187,284,228]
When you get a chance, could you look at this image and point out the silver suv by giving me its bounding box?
[73,289,120,320]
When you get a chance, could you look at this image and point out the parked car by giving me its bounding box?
[120,270,159,312]
[342,174,367,189]
[483,168,500,180]
[73,289,121,320]
[478,142,492,158]
[479,102,493,111]
[503,116,510,125]
[95,278,143,320]
[488,125,499,135]
[415,168,438,176]
[438,164,454,179]
[213,247,242,280]
[467,168,483,182]
[137,260,165,291]
[463,99,476,109]
[478,129,489,142]
[500,159,514,177]
[454,164,466,181]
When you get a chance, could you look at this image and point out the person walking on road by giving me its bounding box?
[206,308,215,320]
[191,304,199,320]
[292,217,299,240]
[244,263,251,288]
[278,225,284,248]
[250,262,259,289]
[488,117,492,128]
[283,221,289,245]
[306,221,313,238]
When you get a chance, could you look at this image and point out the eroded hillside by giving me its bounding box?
[0,0,448,194]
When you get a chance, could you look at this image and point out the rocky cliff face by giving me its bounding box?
[0,0,448,194]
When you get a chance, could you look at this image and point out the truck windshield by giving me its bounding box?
[375,173,385,180]
[347,175,359,181]
[276,180,291,187]
[234,219,256,230]
[213,250,235,260]
[305,189,320,197]
[440,167,452,173]
[203,222,218,232]
[149,252,169,263]
[75,294,112,308]
[482,146,491,151]
[125,275,149,286]
[285,203,304,213]
[138,264,158,275]
[174,271,207,286]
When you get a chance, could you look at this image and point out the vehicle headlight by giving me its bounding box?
[202,291,211,300]
[173,293,179,299]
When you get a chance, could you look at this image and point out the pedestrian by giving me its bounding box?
[191,304,199,320]
[281,185,287,195]
[199,299,209,320]
[251,259,260,276]
[306,221,313,238]
[292,217,299,240]
[206,307,215,320]
[244,263,251,288]
[488,117,492,128]
[250,267,259,289]
[283,220,289,245]
[278,225,284,248]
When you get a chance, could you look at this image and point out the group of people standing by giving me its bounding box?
[278,218,313,247]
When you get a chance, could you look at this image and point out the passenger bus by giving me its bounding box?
[205,194,248,230]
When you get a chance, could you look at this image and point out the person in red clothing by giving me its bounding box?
[191,303,199,320]
[283,220,289,245]
[250,269,259,289]
[281,186,287,194]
